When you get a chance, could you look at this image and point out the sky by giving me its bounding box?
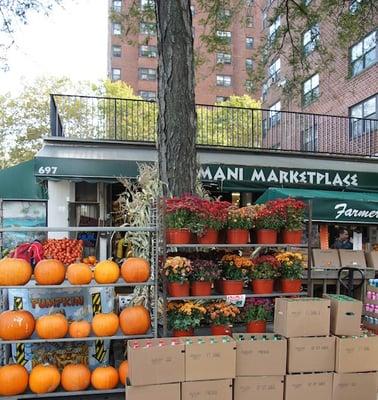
[0,0,108,94]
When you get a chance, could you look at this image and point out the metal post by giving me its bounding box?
[307,200,313,297]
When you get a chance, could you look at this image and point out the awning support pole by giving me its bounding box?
[307,200,313,296]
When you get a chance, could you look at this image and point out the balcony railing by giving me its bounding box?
[50,94,378,157]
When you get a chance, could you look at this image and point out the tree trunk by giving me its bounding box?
[156,0,197,196]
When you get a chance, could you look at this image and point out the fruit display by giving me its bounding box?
[35,313,69,339]
[34,259,66,285]
[91,365,119,390]
[0,364,29,396]
[92,312,119,336]
[66,262,93,285]
[0,258,32,286]
[94,260,120,284]
[121,257,150,283]
[61,364,91,391]
[118,360,128,386]
[119,305,151,335]
[0,310,35,340]
[29,364,61,394]
[68,320,91,338]
[42,239,83,265]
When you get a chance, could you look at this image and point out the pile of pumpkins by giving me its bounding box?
[0,361,129,396]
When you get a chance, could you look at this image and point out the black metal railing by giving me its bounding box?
[50,94,378,157]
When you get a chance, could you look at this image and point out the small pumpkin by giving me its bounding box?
[29,364,60,394]
[121,257,150,283]
[94,260,120,284]
[36,313,68,339]
[69,320,91,338]
[34,259,65,285]
[66,262,92,285]
[61,364,91,391]
[92,312,119,336]
[118,360,128,386]
[91,366,118,390]
[0,364,29,396]
[0,258,32,286]
[119,305,151,335]
[0,310,35,340]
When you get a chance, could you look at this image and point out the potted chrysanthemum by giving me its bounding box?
[206,301,240,336]
[276,251,304,293]
[167,301,206,337]
[250,255,280,294]
[162,256,193,297]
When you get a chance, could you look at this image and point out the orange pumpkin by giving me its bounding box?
[118,360,128,386]
[0,310,35,340]
[91,366,118,390]
[66,262,92,285]
[88,256,97,264]
[92,312,119,336]
[0,258,32,286]
[0,364,28,396]
[121,257,150,283]
[119,305,151,335]
[94,260,120,284]
[61,364,91,391]
[35,313,68,339]
[69,320,91,338]
[29,364,60,394]
[34,259,65,285]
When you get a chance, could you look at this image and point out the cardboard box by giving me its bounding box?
[181,379,232,400]
[233,334,287,376]
[333,373,376,400]
[274,298,330,337]
[335,335,378,373]
[127,338,185,386]
[185,336,236,381]
[287,336,335,373]
[366,251,378,270]
[339,249,367,268]
[126,382,180,400]
[324,294,362,336]
[234,376,284,400]
[284,373,333,400]
[313,249,340,268]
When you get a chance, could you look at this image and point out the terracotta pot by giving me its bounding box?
[167,228,191,244]
[282,230,302,244]
[252,279,274,294]
[191,281,212,296]
[226,229,249,244]
[256,229,277,244]
[197,229,219,245]
[168,281,190,297]
[281,279,302,293]
[211,325,232,336]
[221,280,244,295]
[172,328,194,337]
[246,320,266,333]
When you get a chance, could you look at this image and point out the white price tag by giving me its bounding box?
[226,294,246,307]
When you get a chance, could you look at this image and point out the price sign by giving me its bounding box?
[226,294,246,307]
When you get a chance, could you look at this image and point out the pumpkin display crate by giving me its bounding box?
[0,224,159,399]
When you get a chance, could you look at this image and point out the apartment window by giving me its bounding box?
[112,23,122,36]
[246,16,253,28]
[112,45,121,57]
[350,30,377,77]
[303,24,320,55]
[350,95,377,137]
[216,52,232,64]
[140,22,156,35]
[303,73,320,106]
[190,5,195,16]
[301,123,318,151]
[216,96,230,103]
[216,75,232,87]
[219,9,231,19]
[349,0,362,13]
[262,83,268,101]
[139,45,157,58]
[140,0,155,10]
[111,68,121,81]
[216,31,232,44]
[245,0,254,5]
[139,91,156,101]
[268,58,281,83]
[269,16,281,41]
[246,37,254,49]
[245,58,253,70]
[262,11,268,29]
[245,80,253,92]
[139,68,156,80]
[112,0,122,12]
[269,101,281,127]
[303,0,312,5]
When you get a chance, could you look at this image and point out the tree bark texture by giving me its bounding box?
[156,0,197,196]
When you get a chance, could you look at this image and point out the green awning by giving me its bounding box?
[256,188,378,224]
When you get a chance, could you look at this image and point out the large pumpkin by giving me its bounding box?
[92,312,119,336]
[0,258,32,286]
[69,320,91,338]
[29,364,60,394]
[61,364,91,391]
[0,364,28,396]
[118,360,128,386]
[119,305,150,335]
[34,259,65,285]
[94,260,120,284]
[121,257,150,283]
[0,310,35,340]
[91,366,118,390]
[35,313,68,339]
[66,262,92,285]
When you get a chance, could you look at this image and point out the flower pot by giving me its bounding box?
[191,281,212,296]
[215,279,224,293]
[226,229,249,244]
[168,281,190,297]
[197,229,219,244]
[256,229,277,244]
[211,325,232,336]
[281,279,302,293]
[166,228,191,244]
[221,280,244,295]
[282,230,302,244]
[246,320,266,333]
[172,328,194,337]
[252,279,274,294]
